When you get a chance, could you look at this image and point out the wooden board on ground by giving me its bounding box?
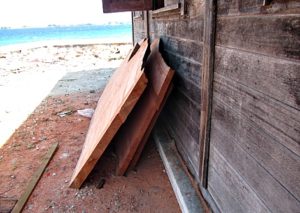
[12,142,58,213]
[114,39,174,176]
[69,39,149,188]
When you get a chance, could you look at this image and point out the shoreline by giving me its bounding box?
[0,38,133,52]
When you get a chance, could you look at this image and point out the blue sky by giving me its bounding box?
[0,0,131,27]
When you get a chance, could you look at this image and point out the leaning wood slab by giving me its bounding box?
[114,39,174,176]
[69,40,149,188]
[128,84,173,171]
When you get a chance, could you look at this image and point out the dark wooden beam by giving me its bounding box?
[102,0,152,13]
[199,0,217,188]
[145,11,150,40]
[131,12,135,45]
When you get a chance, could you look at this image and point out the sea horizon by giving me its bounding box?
[0,24,132,48]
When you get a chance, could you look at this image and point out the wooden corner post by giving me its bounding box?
[199,0,217,188]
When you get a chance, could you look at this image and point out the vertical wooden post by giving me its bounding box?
[144,11,150,39]
[199,0,217,188]
[131,12,135,45]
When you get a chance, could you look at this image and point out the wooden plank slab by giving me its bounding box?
[114,39,174,176]
[127,84,173,171]
[12,142,58,213]
[69,40,149,188]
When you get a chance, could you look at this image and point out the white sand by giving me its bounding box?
[0,41,132,147]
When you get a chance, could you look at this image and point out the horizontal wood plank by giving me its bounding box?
[214,74,300,156]
[212,97,300,210]
[164,49,202,87]
[161,36,203,63]
[214,46,300,108]
[151,16,204,42]
[217,0,300,16]
[216,14,300,60]
[208,147,270,213]
[208,115,300,213]
[172,88,201,127]
[167,96,200,143]
[163,105,200,174]
[162,115,200,178]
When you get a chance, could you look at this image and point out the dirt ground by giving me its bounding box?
[0,89,180,213]
[0,44,180,212]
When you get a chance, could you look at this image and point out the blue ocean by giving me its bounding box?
[0,24,132,46]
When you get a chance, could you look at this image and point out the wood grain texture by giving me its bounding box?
[127,84,173,170]
[211,89,300,201]
[69,40,149,188]
[199,0,216,188]
[215,46,300,108]
[166,94,200,144]
[216,14,300,60]
[209,110,300,212]
[217,0,300,16]
[208,147,270,213]
[207,1,300,212]
[12,143,58,213]
[161,36,203,64]
[141,1,205,182]
[114,39,174,176]
[163,104,200,177]
[151,16,204,42]
[214,74,300,157]
[160,113,199,177]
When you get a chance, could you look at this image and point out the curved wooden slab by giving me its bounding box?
[115,39,175,176]
[69,40,149,188]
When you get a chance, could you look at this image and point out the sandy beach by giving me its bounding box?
[0,41,132,146]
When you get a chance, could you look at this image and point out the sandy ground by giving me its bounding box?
[0,42,130,146]
[0,43,180,212]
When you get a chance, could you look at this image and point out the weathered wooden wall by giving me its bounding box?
[133,0,206,178]
[207,0,300,212]
[132,11,149,42]
[133,0,300,212]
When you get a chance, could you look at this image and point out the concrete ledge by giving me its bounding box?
[153,122,205,213]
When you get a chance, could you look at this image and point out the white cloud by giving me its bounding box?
[0,0,131,27]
